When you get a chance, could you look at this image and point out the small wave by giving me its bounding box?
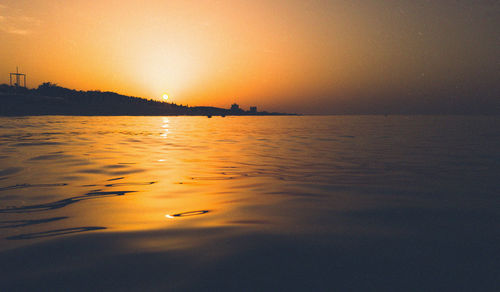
[0,167,23,178]
[103,165,129,169]
[0,216,68,229]
[0,183,68,192]
[104,181,156,187]
[190,176,236,181]
[6,226,106,240]
[227,220,270,225]
[0,190,134,213]
[13,142,64,147]
[29,154,70,161]
[107,177,125,181]
[165,210,210,218]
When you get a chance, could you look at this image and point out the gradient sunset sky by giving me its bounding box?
[1,0,498,114]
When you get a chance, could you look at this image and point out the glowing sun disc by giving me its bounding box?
[162,94,169,100]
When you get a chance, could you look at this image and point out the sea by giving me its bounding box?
[0,115,498,291]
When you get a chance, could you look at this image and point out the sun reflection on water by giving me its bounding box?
[160,117,170,138]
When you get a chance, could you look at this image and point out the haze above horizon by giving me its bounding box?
[1,0,498,114]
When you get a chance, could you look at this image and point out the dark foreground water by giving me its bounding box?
[0,116,498,291]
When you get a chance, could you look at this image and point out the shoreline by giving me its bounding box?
[0,92,296,117]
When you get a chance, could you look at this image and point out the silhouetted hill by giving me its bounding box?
[0,83,295,116]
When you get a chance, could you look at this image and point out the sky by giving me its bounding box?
[0,0,498,114]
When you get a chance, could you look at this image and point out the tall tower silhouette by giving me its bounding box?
[9,67,26,88]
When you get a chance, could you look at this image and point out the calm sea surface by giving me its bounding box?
[0,116,499,291]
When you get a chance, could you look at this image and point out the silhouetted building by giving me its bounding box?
[231,103,240,111]
[229,103,245,114]
[250,106,257,113]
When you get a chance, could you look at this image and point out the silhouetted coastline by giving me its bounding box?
[0,83,296,116]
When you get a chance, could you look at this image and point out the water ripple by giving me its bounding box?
[0,217,68,228]
[165,210,210,218]
[0,183,68,192]
[6,226,106,240]
[0,167,23,178]
[0,190,134,213]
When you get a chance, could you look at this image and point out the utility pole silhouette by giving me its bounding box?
[9,67,26,88]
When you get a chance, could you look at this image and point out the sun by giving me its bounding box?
[162,94,169,101]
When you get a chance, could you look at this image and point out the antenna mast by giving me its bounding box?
[9,66,26,88]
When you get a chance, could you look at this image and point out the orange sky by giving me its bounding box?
[1,0,498,114]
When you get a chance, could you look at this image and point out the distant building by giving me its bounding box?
[231,103,240,111]
[250,106,257,113]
